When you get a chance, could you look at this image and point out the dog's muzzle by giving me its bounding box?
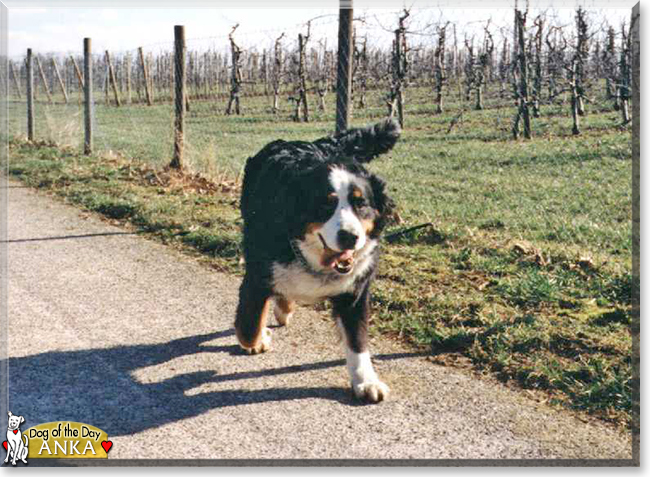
[319,234,355,274]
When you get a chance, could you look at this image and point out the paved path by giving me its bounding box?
[4,181,632,463]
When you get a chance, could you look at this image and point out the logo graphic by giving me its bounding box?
[3,411,29,466]
[3,417,112,460]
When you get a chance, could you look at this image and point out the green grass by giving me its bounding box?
[7,83,633,427]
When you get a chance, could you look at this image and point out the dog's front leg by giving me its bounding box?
[9,443,17,466]
[332,288,389,403]
[235,273,272,355]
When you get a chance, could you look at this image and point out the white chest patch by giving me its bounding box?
[272,239,377,304]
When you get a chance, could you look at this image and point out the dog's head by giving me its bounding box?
[290,162,393,275]
[7,412,24,431]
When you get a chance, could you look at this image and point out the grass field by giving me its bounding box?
[7,84,634,427]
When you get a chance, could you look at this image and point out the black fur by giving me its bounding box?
[235,119,400,357]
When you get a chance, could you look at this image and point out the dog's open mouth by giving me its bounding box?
[319,234,355,274]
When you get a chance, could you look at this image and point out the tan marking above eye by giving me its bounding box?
[361,218,374,234]
[352,187,363,199]
[305,222,324,235]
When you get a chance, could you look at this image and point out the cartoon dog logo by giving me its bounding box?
[4,412,28,466]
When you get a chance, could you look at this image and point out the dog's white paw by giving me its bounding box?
[353,379,390,403]
[274,308,293,327]
[274,298,295,327]
[243,327,272,355]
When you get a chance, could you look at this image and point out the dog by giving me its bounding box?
[5,412,28,466]
[235,118,400,403]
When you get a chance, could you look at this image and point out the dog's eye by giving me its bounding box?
[316,195,337,217]
[321,193,338,209]
[351,196,367,208]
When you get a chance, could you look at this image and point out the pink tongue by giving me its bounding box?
[328,249,354,268]
[339,250,354,260]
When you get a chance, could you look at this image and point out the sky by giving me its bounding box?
[3,1,635,59]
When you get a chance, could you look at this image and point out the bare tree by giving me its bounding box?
[226,24,243,115]
[354,35,369,109]
[545,25,567,103]
[567,58,582,135]
[387,9,410,128]
[272,33,285,114]
[498,31,510,99]
[315,40,331,112]
[434,22,449,113]
[618,19,634,125]
[464,36,476,102]
[512,8,531,139]
[531,14,544,117]
[475,22,494,110]
[603,26,618,105]
[575,7,589,116]
[293,21,311,122]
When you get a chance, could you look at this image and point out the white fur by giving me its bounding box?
[320,168,367,252]
[336,319,390,402]
[272,239,376,304]
[274,298,293,326]
[5,412,28,466]
[242,327,272,355]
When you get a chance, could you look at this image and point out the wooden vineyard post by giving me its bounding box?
[70,55,85,91]
[138,47,153,106]
[35,55,53,103]
[335,1,353,134]
[125,53,132,104]
[9,61,22,98]
[84,38,93,155]
[105,51,121,106]
[170,25,186,169]
[51,58,68,103]
[26,49,34,141]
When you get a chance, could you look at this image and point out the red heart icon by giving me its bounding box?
[2,441,6,451]
[101,441,112,453]
[12,430,17,435]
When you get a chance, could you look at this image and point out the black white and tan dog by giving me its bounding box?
[235,119,400,403]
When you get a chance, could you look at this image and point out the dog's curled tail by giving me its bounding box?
[336,118,401,163]
[22,436,28,447]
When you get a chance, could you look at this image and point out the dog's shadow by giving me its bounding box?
[5,330,421,437]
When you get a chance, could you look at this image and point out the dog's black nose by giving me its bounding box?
[337,230,358,250]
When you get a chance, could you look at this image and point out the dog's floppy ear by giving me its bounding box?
[7,411,12,417]
[370,175,393,215]
[369,174,394,236]
[20,416,24,424]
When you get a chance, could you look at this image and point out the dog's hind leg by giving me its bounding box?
[20,437,28,464]
[235,274,273,355]
[274,296,295,327]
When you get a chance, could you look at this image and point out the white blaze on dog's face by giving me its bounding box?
[321,168,368,253]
